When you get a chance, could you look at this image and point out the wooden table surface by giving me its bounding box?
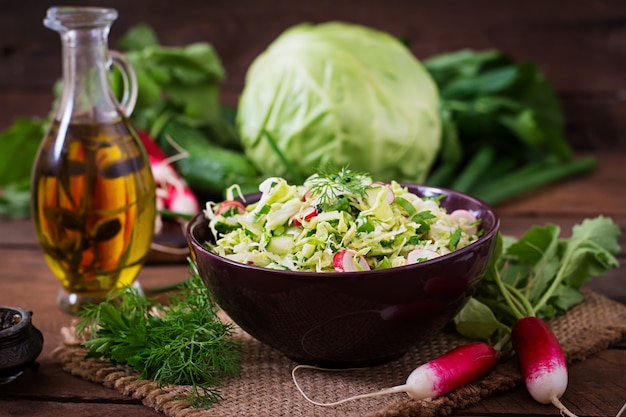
[0,152,624,417]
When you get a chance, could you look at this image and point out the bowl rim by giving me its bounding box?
[187,184,500,279]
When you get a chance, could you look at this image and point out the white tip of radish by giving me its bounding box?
[526,363,568,405]
[333,249,370,272]
[167,187,200,214]
[151,160,179,185]
[404,364,437,400]
[406,248,440,264]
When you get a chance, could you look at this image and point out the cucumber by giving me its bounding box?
[157,120,262,201]
[267,235,294,255]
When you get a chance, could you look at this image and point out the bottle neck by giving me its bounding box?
[54,24,122,123]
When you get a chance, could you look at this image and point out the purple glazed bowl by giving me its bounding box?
[186,185,500,368]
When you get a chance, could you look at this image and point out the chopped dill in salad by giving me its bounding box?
[204,168,483,272]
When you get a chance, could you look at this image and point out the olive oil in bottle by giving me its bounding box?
[33,7,156,313]
[32,119,156,311]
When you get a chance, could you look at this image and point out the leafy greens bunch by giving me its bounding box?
[455,216,621,344]
[76,269,241,407]
[0,118,46,218]
[423,49,596,205]
[111,24,264,202]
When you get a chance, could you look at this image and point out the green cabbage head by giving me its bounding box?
[237,22,441,183]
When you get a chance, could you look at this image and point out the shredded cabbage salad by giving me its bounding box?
[204,169,482,272]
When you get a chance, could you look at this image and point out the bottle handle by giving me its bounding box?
[109,50,138,117]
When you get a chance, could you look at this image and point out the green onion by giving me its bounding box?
[471,156,597,205]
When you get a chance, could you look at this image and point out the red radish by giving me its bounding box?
[512,316,578,417]
[166,186,199,214]
[406,248,440,264]
[138,130,169,161]
[333,249,370,272]
[137,130,200,217]
[292,341,499,406]
[402,341,499,399]
[215,200,246,216]
[292,206,318,226]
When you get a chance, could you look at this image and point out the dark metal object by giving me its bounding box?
[0,307,44,384]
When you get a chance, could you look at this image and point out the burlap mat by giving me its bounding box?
[53,289,626,417]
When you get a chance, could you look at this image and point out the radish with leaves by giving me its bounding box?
[293,341,499,406]
[454,216,621,417]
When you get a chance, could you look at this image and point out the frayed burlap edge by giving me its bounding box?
[52,289,626,417]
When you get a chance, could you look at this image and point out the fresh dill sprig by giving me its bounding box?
[76,267,241,408]
[304,166,371,211]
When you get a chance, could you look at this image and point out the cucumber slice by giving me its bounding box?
[267,235,294,255]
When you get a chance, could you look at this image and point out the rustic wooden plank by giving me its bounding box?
[0,400,163,417]
[4,0,626,92]
[0,218,38,247]
[561,94,626,151]
[0,359,143,403]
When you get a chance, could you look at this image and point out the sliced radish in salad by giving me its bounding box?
[406,248,440,264]
[302,189,312,202]
[215,200,246,216]
[333,249,371,272]
[450,209,478,235]
[292,206,318,226]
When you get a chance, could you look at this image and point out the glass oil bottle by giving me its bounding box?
[31,7,156,313]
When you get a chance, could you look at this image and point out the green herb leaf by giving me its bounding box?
[448,228,462,251]
[77,269,241,408]
[117,23,159,51]
[533,216,620,314]
[304,167,371,211]
[424,49,579,205]
[0,180,31,219]
[505,223,562,303]
[454,297,508,341]
[467,216,621,330]
[0,118,46,187]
